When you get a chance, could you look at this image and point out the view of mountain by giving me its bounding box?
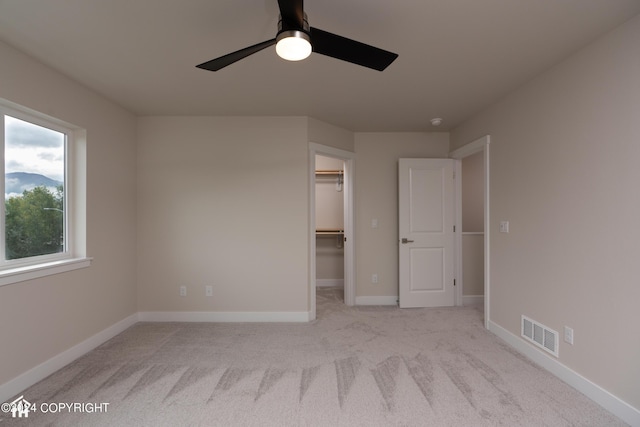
[5,172,62,197]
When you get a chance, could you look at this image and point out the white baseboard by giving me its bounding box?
[316,279,344,287]
[462,295,484,306]
[138,311,311,323]
[489,320,640,427]
[355,296,398,306]
[0,313,138,403]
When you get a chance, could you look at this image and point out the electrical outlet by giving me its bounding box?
[564,326,574,345]
[205,285,213,297]
[372,273,378,284]
[179,286,187,297]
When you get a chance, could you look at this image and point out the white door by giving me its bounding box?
[399,158,456,308]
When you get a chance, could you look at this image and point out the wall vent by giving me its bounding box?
[521,315,559,357]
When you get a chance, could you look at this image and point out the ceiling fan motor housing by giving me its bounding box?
[277,12,311,43]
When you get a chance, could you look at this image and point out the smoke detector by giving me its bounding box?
[430,118,443,126]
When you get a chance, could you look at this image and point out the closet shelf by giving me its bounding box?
[316,229,344,235]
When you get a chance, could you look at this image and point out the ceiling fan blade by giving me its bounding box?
[277,0,304,28]
[196,39,276,72]
[310,27,398,71]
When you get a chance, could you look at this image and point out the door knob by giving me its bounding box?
[401,238,414,244]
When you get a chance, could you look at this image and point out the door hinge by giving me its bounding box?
[454,279,456,286]
[453,225,456,232]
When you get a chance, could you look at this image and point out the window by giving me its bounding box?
[4,115,66,261]
[0,99,89,285]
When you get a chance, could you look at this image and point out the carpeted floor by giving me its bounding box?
[1,287,626,426]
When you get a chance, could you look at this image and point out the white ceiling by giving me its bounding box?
[1,0,639,131]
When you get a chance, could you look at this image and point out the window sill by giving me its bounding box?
[0,257,92,287]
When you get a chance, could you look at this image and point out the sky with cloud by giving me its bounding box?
[5,115,65,182]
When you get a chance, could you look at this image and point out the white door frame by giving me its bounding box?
[309,142,356,321]
[450,135,491,329]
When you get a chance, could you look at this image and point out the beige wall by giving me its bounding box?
[451,14,640,410]
[462,151,484,232]
[308,117,354,152]
[0,41,137,385]
[462,234,484,296]
[354,132,449,298]
[315,236,344,282]
[315,155,345,174]
[136,116,309,312]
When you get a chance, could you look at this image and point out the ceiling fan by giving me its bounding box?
[196,0,398,72]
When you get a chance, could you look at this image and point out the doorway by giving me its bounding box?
[450,135,491,329]
[460,151,485,307]
[309,143,355,321]
[315,154,345,289]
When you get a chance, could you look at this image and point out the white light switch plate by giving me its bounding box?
[500,221,510,233]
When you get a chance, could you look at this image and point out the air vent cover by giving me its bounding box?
[521,315,559,357]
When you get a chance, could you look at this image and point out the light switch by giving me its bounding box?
[499,221,509,233]
[371,219,378,229]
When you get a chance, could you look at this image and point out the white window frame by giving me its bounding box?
[0,99,90,286]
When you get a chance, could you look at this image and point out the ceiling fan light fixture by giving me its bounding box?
[196,8,398,72]
[276,30,312,61]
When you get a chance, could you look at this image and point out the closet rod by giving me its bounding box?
[315,170,343,175]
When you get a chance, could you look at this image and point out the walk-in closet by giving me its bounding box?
[315,155,345,290]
